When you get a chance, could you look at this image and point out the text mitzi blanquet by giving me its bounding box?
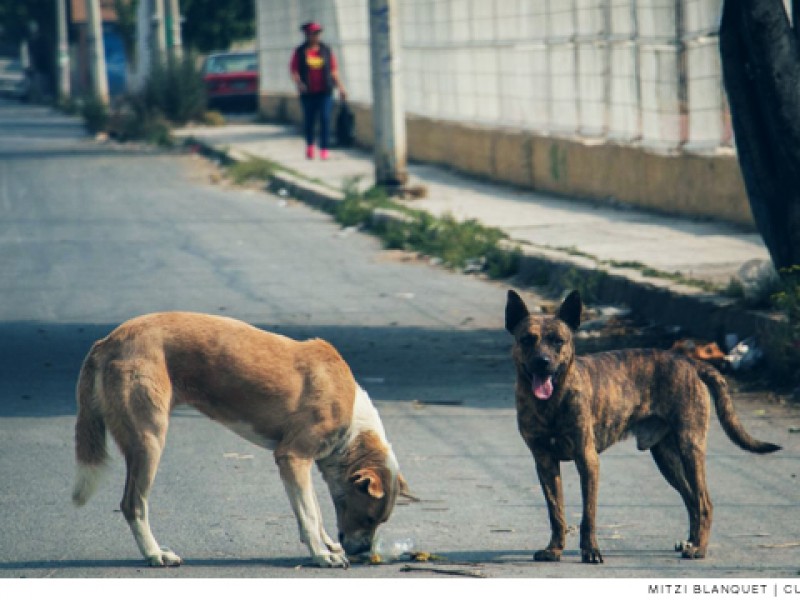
[647,583,800,596]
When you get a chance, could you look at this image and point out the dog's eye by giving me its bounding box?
[520,334,538,346]
[546,334,564,349]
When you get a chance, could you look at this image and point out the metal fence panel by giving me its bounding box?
[578,41,607,137]
[639,43,683,149]
[686,36,724,150]
[607,40,640,142]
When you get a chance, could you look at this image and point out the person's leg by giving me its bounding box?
[319,93,334,158]
[300,94,316,157]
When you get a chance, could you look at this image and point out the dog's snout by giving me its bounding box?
[342,537,371,556]
[533,356,551,372]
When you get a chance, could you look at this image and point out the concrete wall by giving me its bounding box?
[254,0,756,228]
[260,92,754,228]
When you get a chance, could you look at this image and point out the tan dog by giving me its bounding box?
[72,312,409,568]
[505,289,780,563]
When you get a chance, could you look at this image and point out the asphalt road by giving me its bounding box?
[0,100,798,579]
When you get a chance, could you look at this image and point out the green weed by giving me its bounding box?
[81,95,109,135]
[333,185,520,279]
[764,265,800,386]
[226,158,278,184]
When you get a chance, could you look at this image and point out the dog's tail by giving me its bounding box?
[72,345,109,507]
[695,360,781,454]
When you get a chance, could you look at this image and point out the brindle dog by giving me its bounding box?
[505,289,781,563]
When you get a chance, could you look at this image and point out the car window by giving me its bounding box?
[205,54,256,74]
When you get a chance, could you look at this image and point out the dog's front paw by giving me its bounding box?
[533,548,562,562]
[581,547,604,564]
[313,552,350,568]
[146,547,182,567]
[680,543,706,560]
[326,541,346,556]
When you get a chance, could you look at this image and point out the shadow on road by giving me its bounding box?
[0,320,513,417]
[0,317,675,418]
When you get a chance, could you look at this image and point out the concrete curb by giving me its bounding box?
[184,137,784,344]
[510,246,783,342]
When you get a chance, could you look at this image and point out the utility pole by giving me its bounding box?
[86,0,109,103]
[152,0,167,61]
[165,0,183,62]
[55,0,70,100]
[133,0,151,90]
[368,0,408,188]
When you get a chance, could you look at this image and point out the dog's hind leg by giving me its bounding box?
[651,436,695,552]
[674,432,712,559]
[108,366,180,567]
[120,433,181,567]
[651,434,712,559]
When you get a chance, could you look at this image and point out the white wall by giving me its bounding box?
[256,0,731,153]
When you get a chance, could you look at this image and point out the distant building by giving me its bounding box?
[70,0,129,96]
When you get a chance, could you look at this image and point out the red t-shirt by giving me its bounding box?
[290,46,337,93]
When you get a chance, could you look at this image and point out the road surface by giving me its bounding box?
[0,100,798,579]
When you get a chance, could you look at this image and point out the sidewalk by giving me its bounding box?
[174,120,776,340]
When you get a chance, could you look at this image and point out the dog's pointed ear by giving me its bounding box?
[505,290,529,334]
[556,290,582,331]
[397,473,420,502]
[351,468,385,499]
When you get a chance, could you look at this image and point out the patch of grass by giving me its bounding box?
[549,245,722,294]
[332,184,520,279]
[226,158,278,185]
[81,53,206,146]
[555,245,596,261]
[333,183,397,226]
[203,110,226,127]
[485,245,523,279]
[81,95,109,135]
[763,266,800,386]
[606,259,648,270]
[521,262,552,287]
[638,267,718,293]
[143,54,207,125]
[722,276,746,300]
[558,267,607,305]
[109,94,174,146]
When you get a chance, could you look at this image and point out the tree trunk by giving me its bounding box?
[720,0,800,271]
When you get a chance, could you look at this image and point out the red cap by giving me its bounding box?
[301,21,323,33]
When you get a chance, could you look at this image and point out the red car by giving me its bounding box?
[202,51,258,110]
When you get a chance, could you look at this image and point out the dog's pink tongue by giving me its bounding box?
[532,375,554,400]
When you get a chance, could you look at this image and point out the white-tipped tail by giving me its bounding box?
[72,462,107,507]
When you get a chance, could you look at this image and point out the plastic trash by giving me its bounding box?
[372,536,416,560]
[463,257,486,274]
[724,337,763,371]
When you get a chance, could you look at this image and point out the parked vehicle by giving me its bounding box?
[202,51,258,111]
[0,58,30,100]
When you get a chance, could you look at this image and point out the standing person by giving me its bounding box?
[290,21,347,160]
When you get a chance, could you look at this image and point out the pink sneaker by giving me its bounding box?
[306,145,315,159]
[320,149,329,160]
